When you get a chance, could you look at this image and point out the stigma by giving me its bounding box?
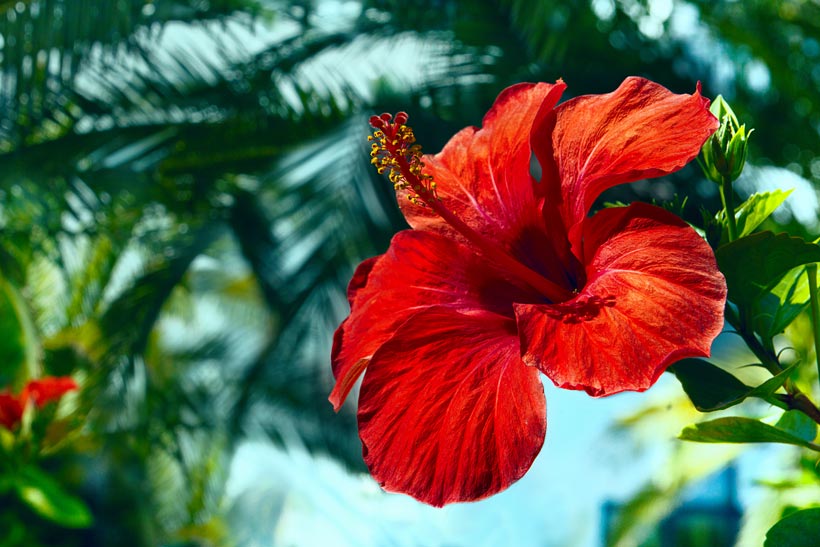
[368,112,437,207]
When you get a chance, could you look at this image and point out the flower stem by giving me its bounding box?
[720,175,739,242]
[727,304,820,426]
[807,264,820,382]
[790,391,820,426]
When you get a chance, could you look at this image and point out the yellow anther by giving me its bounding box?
[367,111,437,207]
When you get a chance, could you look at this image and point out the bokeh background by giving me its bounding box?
[1,0,819,546]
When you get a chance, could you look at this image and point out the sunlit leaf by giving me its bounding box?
[680,416,818,449]
[757,265,814,337]
[719,190,791,243]
[14,466,92,528]
[747,365,797,401]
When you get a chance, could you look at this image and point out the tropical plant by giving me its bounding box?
[1,0,819,545]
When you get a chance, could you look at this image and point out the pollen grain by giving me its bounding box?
[368,112,437,207]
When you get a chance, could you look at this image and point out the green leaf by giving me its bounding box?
[679,417,818,449]
[0,276,39,387]
[776,410,817,443]
[668,358,751,411]
[747,365,797,400]
[757,266,813,337]
[721,190,791,242]
[716,232,820,307]
[765,508,820,547]
[14,466,93,528]
[670,359,795,412]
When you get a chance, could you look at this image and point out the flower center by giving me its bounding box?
[369,112,575,304]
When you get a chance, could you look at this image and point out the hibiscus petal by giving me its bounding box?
[357,307,546,507]
[23,376,78,407]
[552,77,717,248]
[515,203,726,396]
[329,256,382,410]
[0,392,24,430]
[329,230,536,410]
[399,82,566,254]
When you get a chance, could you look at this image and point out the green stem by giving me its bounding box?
[791,392,820,426]
[720,175,739,241]
[727,303,820,426]
[725,305,781,376]
[803,440,820,453]
[808,264,820,382]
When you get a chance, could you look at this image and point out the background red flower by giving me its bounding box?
[0,376,77,430]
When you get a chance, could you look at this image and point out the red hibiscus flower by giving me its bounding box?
[0,376,77,430]
[330,77,727,506]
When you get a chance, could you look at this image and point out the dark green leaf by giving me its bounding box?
[765,508,820,547]
[668,358,751,411]
[679,417,817,449]
[14,466,93,528]
[776,410,817,443]
[716,232,820,307]
[0,519,26,547]
[0,473,13,494]
[670,359,795,412]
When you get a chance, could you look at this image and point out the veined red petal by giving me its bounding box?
[357,308,546,507]
[329,230,537,410]
[330,255,380,378]
[515,203,726,396]
[23,376,78,407]
[330,256,382,410]
[0,392,24,430]
[552,77,717,251]
[400,82,566,256]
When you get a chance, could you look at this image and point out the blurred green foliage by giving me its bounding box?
[0,0,818,545]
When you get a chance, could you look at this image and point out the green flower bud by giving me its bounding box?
[698,95,753,183]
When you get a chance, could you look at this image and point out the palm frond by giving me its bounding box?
[0,0,592,541]
[0,0,266,149]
